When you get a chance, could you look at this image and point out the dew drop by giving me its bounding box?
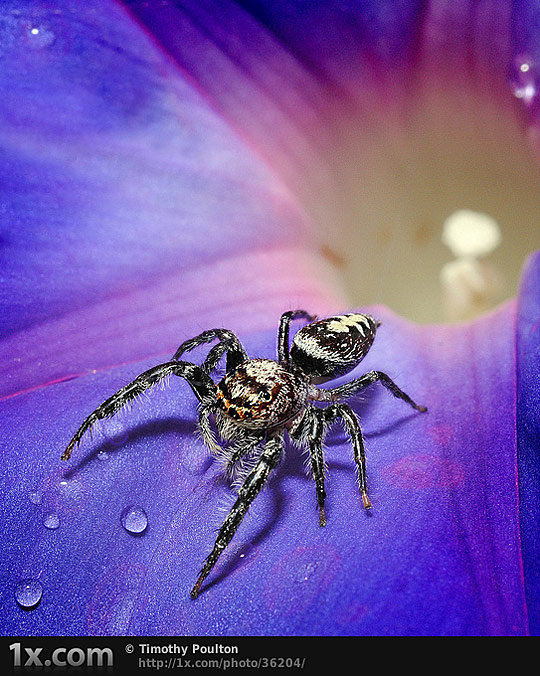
[234,542,258,571]
[97,450,109,461]
[26,24,56,49]
[121,505,148,534]
[263,546,339,616]
[28,491,41,505]
[103,420,129,450]
[15,579,43,609]
[297,561,317,583]
[180,446,211,475]
[43,513,60,530]
[238,544,253,559]
[58,478,83,501]
[510,54,538,106]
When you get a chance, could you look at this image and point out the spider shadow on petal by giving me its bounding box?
[61,415,200,479]
[194,468,289,594]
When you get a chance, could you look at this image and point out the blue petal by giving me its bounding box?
[1,286,533,635]
[516,251,540,635]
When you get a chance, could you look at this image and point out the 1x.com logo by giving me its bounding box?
[9,642,113,668]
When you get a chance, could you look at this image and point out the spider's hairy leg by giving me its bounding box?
[322,370,427,413]
[322,403,372,510]
[277,310,316,366]
[303,406,328,526]
[288,407,327,525]
[191,432,284,599]
[172,329,248,374]
[62,361,216,461]
[202,339,245,375]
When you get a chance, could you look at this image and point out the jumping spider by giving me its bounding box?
[61,310,426,598]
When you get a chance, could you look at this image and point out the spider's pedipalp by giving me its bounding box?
[197,402,223,456]
[225,430,265,489]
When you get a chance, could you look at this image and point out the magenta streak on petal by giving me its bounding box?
[122,1,520,205]
[419,1,512,86]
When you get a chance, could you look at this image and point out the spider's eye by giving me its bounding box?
[258,387,272,401]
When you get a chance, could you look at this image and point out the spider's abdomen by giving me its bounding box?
[215,359,307,429]
[290,313,378,380]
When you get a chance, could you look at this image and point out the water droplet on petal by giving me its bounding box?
[28,491,42,505]
[15,579,43,609]
[510,54,538,106]
[238,544,253,559]
[108,431,129,449]
[121,506,148,534]
[26,24,56,48]
[234,542,259,572]
[263,546,340,616]
[43,513,60,530]
[97,450,109,461]
[58,478,83,500]
[297,561,317,583]
[180,445,211,475]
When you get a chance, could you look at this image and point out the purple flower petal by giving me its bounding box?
[0,0,345,400]
[516,251,540,635]
[0,287,531,635]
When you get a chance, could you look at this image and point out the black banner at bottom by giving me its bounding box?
[1,636,352,674]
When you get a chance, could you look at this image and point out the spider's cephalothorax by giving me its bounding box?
[61,310,426,599]
[215,359,308,429]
